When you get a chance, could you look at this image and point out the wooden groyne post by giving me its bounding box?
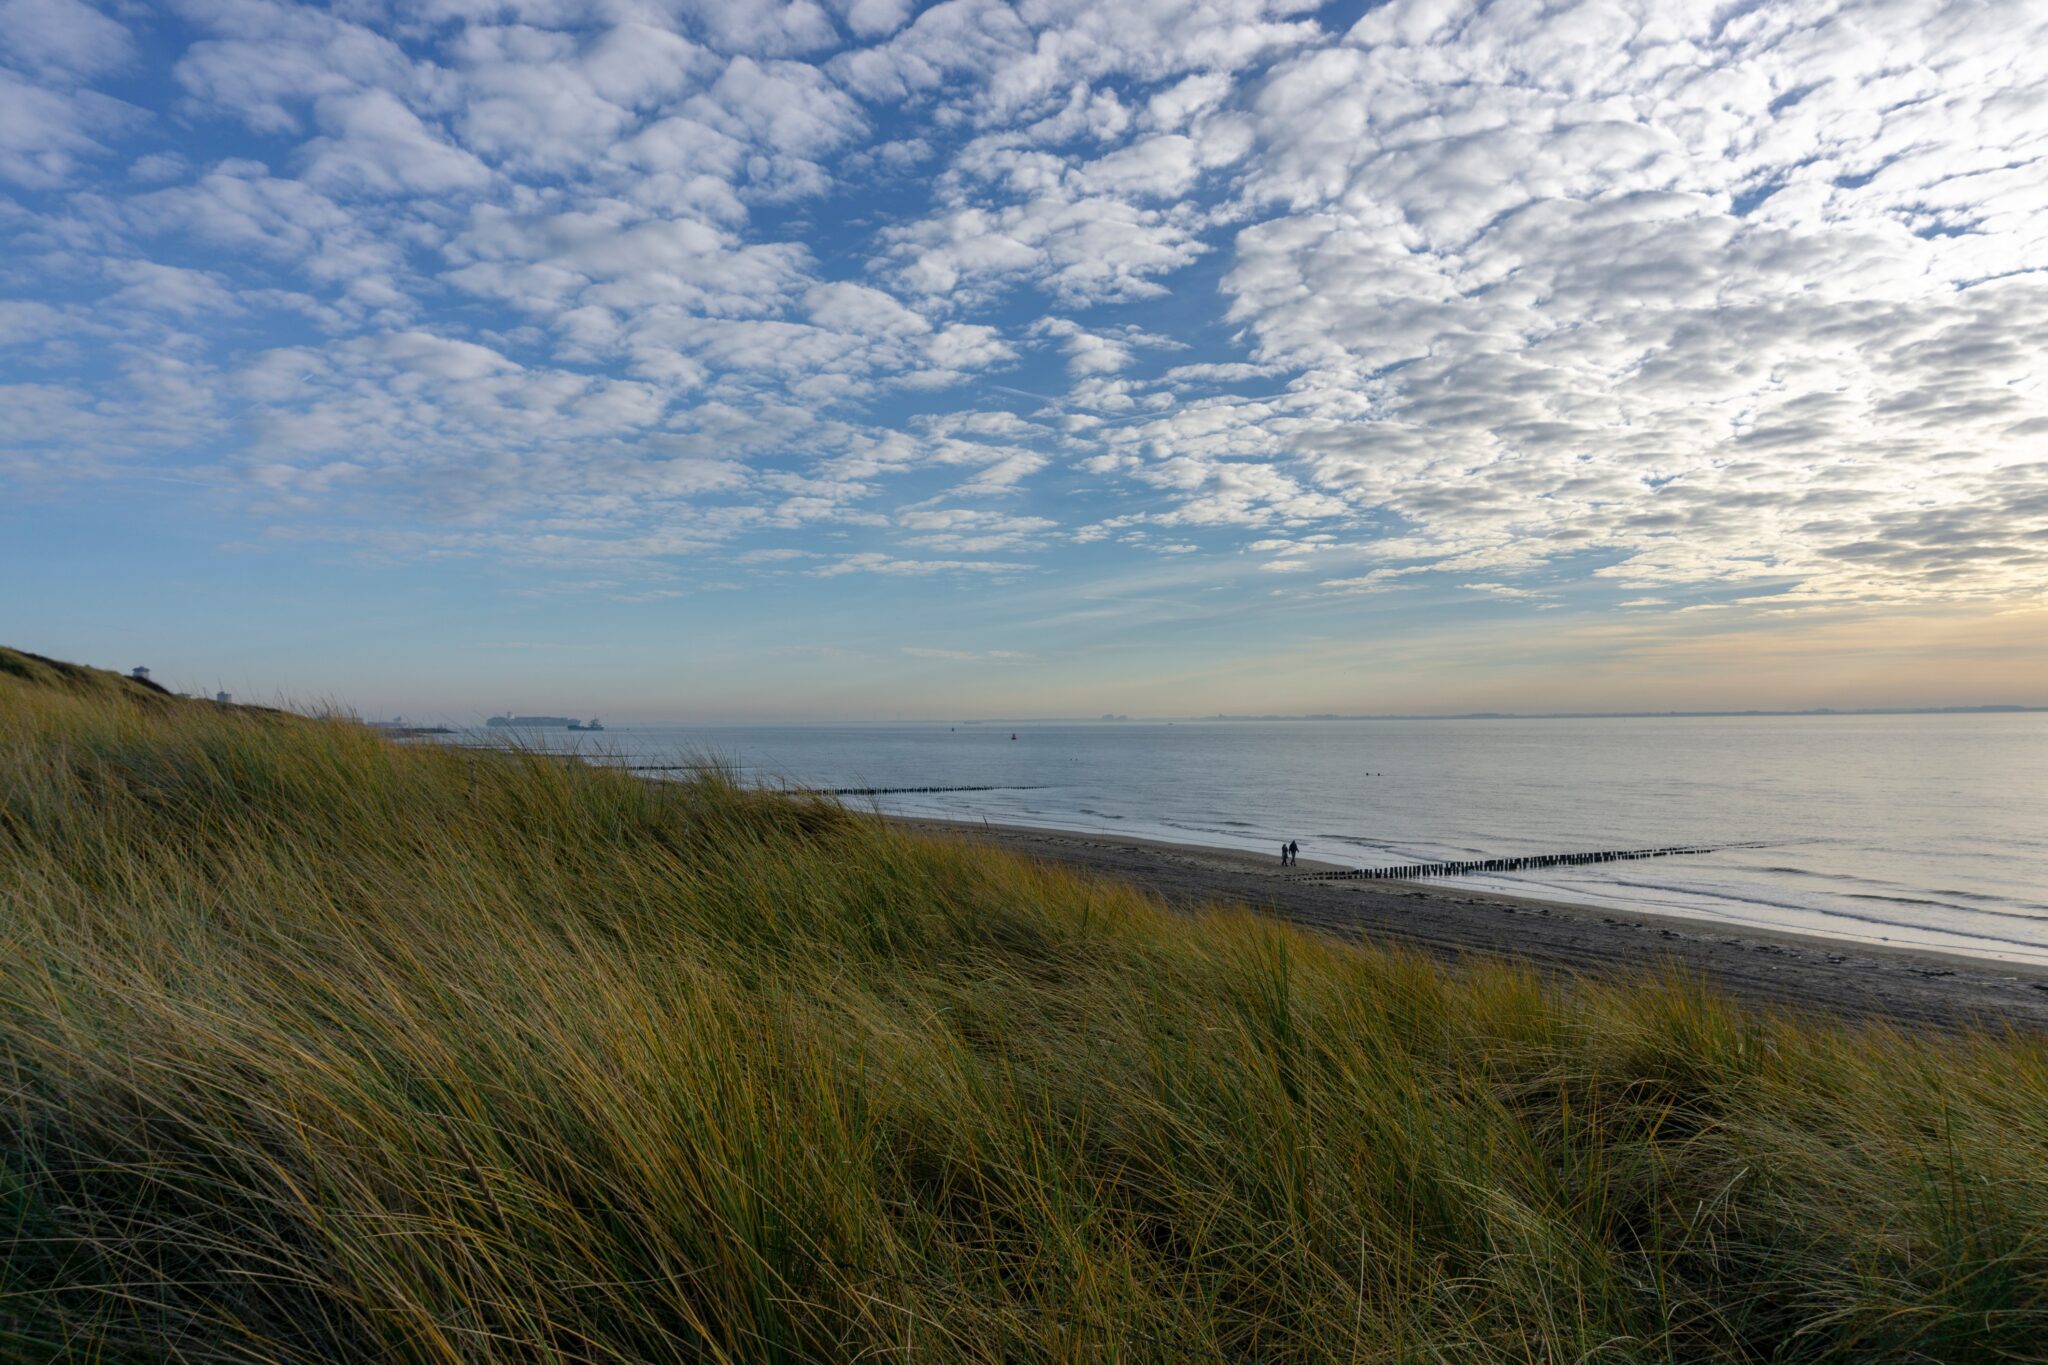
[1289,842,1754,883]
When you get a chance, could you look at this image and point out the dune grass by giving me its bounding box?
[2,648,2046,1361]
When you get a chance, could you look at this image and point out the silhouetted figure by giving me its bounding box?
[1280,843,1289,867]
[1287,840,1299,867]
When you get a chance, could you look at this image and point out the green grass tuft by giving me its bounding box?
[3,652,2045,1360]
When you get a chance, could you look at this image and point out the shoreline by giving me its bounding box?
[888,816,2048,1032]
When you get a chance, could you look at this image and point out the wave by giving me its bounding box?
[1621,857,2045,918]
[1549,875,2048,951]
[1839,892,2047,922]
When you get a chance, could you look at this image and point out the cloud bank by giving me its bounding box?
[4,0,2046,679]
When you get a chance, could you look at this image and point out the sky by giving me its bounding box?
[3,0,2045,721]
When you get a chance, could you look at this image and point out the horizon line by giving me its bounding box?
[412,704,2048,728]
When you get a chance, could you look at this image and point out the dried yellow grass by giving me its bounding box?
[3,646,2045,1361]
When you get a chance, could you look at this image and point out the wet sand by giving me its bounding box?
[891,817,2048,1033]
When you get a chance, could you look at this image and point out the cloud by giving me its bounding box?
[173,1,421,135]
[816,552,1029,577]
[0,0,135,82]
[677,0,839,56]
[0,67,132,186]
[829,0,915,39]
[302,89,491,196]
[348,330,520,382]
[701,56,865,161]
[1031,317,1132,375]
[4,0,2046,646]
[897,506,1056,552]
[1204,0,2048,606]
[446,22,708,175]
[804,280,929,337]
[834,0,1319,120]
[878,193,1211,305]
[104,259,247,318]
[903,645,1035,662]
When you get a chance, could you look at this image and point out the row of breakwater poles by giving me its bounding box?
[1290,842,1751,882]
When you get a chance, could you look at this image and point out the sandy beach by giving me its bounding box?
[892,817,2048,1033]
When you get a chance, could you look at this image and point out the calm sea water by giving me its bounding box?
[444,716,2048,965]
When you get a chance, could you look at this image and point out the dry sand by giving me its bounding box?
[891,817,2048,1033]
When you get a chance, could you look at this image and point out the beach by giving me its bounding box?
[479,714,2048,965]
[893,817,2048,1032]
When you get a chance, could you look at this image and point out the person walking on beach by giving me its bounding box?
[1280,842,1290,867]
[1287,839,1299,867]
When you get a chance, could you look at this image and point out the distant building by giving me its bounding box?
[215,690,232,704]
[131,666,150,681]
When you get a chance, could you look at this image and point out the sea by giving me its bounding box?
[441,715,2048,966]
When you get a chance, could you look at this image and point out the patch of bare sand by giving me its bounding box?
[890,817,2048,1033]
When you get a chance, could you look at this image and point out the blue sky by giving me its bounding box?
[4,0,2046,720]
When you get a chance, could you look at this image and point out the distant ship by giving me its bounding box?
[568,718,604,731]
[486,714,577,728]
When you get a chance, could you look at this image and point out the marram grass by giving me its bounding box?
[2,648,2045,1362]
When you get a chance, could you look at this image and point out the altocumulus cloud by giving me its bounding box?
[1,0,2045,623]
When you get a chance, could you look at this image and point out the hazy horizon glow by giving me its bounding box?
[4,0,2046,720]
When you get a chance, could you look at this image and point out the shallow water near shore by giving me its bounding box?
[443,715,2048,966]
